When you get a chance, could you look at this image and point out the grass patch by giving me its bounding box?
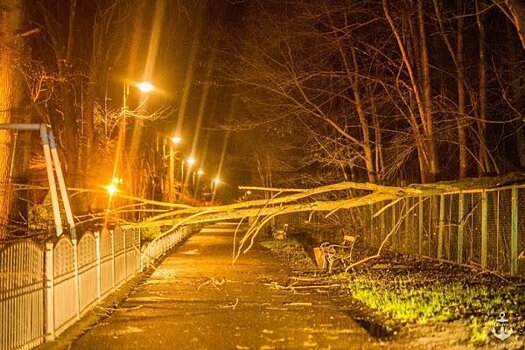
[260,238,303,251]
[259,238,315,270]
[337,272,524,344]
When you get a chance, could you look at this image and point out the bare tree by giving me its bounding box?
[0,0,25,238]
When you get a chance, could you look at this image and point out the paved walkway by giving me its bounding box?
[73,223,373,349]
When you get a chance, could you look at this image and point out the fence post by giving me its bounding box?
[123,228,127,279]
[45,242,55,341]
[481,190,488,269]
[95,231,101,301]
[437,195,445,259]
[511,187,518,275]
[73,238,80,320]
[111,230,115,291]
[136,228,141,273]
[403,198,410,253]
[457,193,464,264]
[418,197,423,255]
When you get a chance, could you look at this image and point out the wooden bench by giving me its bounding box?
[315,235,357,273]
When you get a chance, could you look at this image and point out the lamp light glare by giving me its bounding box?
[107,183,118,195]
[136,81,154,93]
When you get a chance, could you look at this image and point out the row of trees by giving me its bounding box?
[223,0,525,189]
[0,0,207,238]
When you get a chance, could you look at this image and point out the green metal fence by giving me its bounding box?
[275,184,525,277]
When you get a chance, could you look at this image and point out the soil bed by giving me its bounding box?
[259,235,525,349]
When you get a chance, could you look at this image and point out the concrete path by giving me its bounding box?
[72,223,374,349]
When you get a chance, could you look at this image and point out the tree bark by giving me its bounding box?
[476,2,491,175]
[457,0,468,178]
[504,0,525,51]
[338,42,376,183]
[383,0,438,183]
[508,21,525,168]
[417,0,439,182]
[0,0,24,238]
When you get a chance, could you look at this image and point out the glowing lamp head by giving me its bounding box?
[106,183,118,195]
[197,168,204,176]
[246,190,252,195]
[171,136,182,145]
[187,157,196,166]
[136,81,154,93]
[213,177,221,185]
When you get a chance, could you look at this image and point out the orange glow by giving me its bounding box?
[106,183,118,195]
[136,81,154,93]
[171,136,182,144]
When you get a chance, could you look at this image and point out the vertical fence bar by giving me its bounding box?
[73,238,80,320]
[438,195,445,259]
[123,229,127,279]
[95,231,101,301]
[496,191,500,271]
[369,205,373,246]
[418,197,423,255]
[511,187,518,276]
[111,230,115,291]
[457,193,464,263]
[45,242,55,341]
[447,196,453,259]
[481,190,488,269]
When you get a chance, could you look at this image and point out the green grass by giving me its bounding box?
[337,273,523,343]
[260,238,302,251]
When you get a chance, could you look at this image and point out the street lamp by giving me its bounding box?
[192,168,204,187]
[181,157,196,200]
[211,176,221,202]
[114,80,155,193]
[137,81,154,93]
[168,135,182,202]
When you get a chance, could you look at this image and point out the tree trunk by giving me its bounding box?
[338,41,376,184]
[369,86,384,181]
[383,0,437,183]
[0,0,24,238]
[417,0,438,182]
[507,21,525,167]
[457,0,468,178]
[504,0,525,51]
[476,2,490,175]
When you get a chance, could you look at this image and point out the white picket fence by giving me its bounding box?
[0,224,199,350]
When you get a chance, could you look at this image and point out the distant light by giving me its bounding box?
[246,190,251,195]
[214,177,221,184]
[197,168,204,176]
[136,81,154,93]
[171,136,182,144]
[187,157,196,166]
[106,183,118,195]
[112,177,123,184]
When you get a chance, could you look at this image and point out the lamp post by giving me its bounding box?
[168,136,182,202]
[211,176,221,202]
[181,157,195,200]
[114,80,155,189]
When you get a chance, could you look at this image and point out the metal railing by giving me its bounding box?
[0,224,199,350]
[275,184,525,278]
